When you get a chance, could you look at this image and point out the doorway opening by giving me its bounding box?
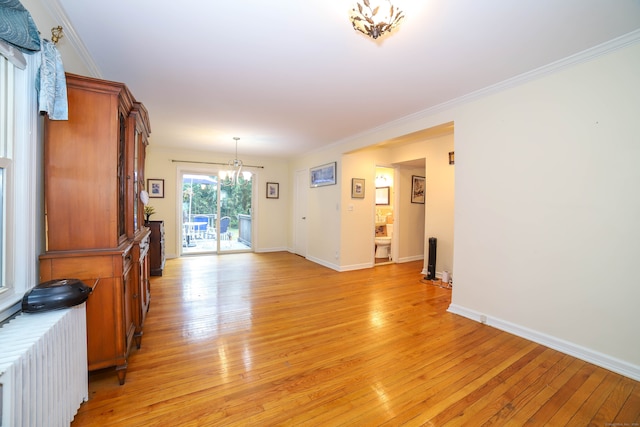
[180,171,253,255]
[374,166,395,265]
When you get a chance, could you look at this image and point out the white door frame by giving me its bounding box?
[293,168,308,257]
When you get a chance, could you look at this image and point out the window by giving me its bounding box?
[0,52,39,321]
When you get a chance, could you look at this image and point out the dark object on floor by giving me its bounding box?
[425,237,437,280]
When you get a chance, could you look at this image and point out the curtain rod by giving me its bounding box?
[171,159,264,169]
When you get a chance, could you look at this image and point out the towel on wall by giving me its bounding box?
[37,39,68,120]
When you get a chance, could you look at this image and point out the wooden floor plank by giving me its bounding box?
[609,381,640,425]
[433,345,548,426]
[547,368,612,425]
[70,252,640,426]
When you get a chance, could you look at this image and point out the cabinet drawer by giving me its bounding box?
[42,255,115,279]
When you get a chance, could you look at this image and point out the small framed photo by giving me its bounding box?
[351,178,365,199]
[411,175,425,204]
[266,182,279,199]
[310,162,336,187]
[147,179,164,198]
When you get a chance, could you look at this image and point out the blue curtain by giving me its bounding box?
[0,0,40,51]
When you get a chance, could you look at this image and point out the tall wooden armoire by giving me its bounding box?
[39,73,151,385]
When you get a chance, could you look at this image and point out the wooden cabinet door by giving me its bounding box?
[123,260,135,357]
[133,230,151,349]
[86,277,119,369]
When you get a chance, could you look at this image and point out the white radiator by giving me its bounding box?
[0,305,88,427]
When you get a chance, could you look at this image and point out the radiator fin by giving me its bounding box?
[0,305,88,427]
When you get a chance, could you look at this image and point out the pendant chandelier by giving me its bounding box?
[349,0,405,40]
[220,137,252,186]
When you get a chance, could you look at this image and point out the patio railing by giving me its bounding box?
[238,214,252,246]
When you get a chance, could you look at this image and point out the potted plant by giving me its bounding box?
[144,205,155,223]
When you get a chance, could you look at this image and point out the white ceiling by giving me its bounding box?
[55,0,640,158]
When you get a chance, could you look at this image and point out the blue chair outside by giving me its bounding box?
[219,216,231,240]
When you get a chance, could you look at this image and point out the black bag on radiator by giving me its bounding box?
[22,279,92,313]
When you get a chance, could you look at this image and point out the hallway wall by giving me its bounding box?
[293,40,640,379]
[391,134,455,276]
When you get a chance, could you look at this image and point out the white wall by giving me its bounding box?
[340,151,378,269]
[449,41,640,377]
[288,150,343,269]
[146,146,290,258]
[425,136,455,276]
[396,167,426,263]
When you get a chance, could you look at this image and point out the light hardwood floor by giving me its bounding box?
[71,252,639,426]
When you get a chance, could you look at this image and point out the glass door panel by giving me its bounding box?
[182,173,218,254]
[180,171,253,255]
[219,174,253,253]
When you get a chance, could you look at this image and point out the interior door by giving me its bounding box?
[294,169,308,257]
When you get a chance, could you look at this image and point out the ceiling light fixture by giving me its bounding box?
[375,175,388,187]
[220,137,252,186]
[349,0,405,40]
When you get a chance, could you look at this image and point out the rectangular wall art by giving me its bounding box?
[147,179,164,198]
[351,178,365,198]
[411,175,425,204]
[310,162,336,187]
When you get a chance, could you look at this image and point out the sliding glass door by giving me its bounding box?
[181,171,253,255]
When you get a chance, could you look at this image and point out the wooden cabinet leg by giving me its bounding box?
[116,363,128,385]
[134,332,143,349]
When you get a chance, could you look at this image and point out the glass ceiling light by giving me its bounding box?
[375,175,388,187]
[221,137,251,186]
[349,0,405,40]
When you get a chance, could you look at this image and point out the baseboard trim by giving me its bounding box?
[340,262,374,272]
[305,255,340,272]
[447,304,640,381]
[254,247,288,253]
[396,255,424,263]
[420,269,447,279]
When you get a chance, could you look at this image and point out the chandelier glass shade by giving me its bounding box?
[220,137,252,186]
[350,0,405,39]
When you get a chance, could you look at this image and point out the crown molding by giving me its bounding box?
[439,28,640,114]
[340,29,640,148]
[40,0,102,78]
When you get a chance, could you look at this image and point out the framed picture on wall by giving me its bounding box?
[266,182,279,199]
[376,186,390,205]
[351,178,365,198]
[310,162,336,187]
[147,179,164,198]
[411,175,425,204]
